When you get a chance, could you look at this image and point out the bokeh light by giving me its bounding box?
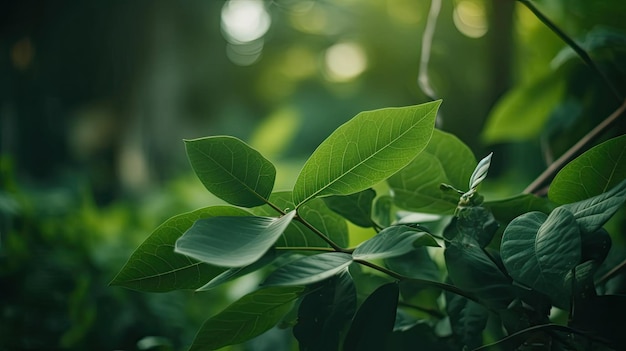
[324,42,368,82]
[221,0,271,44]
[453,0,488,38]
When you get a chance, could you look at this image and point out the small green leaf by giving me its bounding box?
[561,179,626,234]
[293,101,441,207]
[469,153,493,191]
[446,206,499,248]
[353,225,439,261]
[323,189,376,228]
[196,250,279,291]
[343,282,399,351]
[189,286,304,351]
[185,136,276,207]
[549,135,626,205]
[373,195,394,227]
[388,129,476,214]
[263,252,353,287]
[110,206,249,292]
[175,211,296,268]
[500,208,581,308]
[446,293,489,350]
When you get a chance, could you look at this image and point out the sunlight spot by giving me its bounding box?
[221,0,271,44]
[324,42,368,82]
[226,40,264,66]
[453,0,488,39]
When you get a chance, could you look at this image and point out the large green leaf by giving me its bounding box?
[293,272,356,351]
[482,71,565,143]
[185,136,276,207]
[549,135,626,204]
[352,225,439,261]
[562,179,626,234]
[323,189,376,228]
[110,206,249,292]
[446,293,489,350]
[500,208,581,307]
[189,286,304,351]
[292,101,441,207]
[262,252,353,287]
[388,129,476,214]
[343,282,399,351]
[175,211,296,267]
[252,192,349,248]
[196,250,279,291]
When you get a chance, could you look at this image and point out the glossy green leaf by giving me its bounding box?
[110,206,249,292]
[446,293,489,350]
[353,225,439,261]
[323,189,376,228]
[175,211,296,268]
[343,282,399,351]
[549,135,626,205]
[189,286,304,351]
[561,179,626,234]
[293,101,441,207]
[185,136,276,207]
[500,208,581,307]
[196,250,279,291]
[293,271,356,351]
[482,71,565,143]
[252,192,349,248]
[388,129,476,214]
[263,252,353,287]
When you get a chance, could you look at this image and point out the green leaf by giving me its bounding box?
[353,225,439,261]
[252,192,349,248]
[485,194,555,227]
[446,293,489,350]
[196,250,279,291]
[446,206,499,248]
[184,136,276,207]
[549,135,626,205]
[500,208,581,308]
[189,286,304,351]
[110,206,249,292]
[293,272,356,351]
[323,189,376,228]
[263,252,353,287]
[561,179,626,234]
[343,282,399,351]
[175,211,296,268]
[482,71,565,143]
[388,129,476,214]
[373,195,394,227]
[292,101,441,207]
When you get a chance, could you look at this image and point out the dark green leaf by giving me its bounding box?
[353,225,439,261]
[373,195,394,227]
[447,206,499,248]
[485,194,555,227]
[175,211,296,267]
[500,208,581,308]
[196,250,279,291]
[110,206,249,292]
[384,247,440,282]
[263,253,353,287]
[446,293,489,350]
[549,135,626,205]
[388,129,476,214]
[561,179,626,234]
[293,101,441,207]
[189,286,304,351]
[580,228,611,263]
[343,283,399,351]
[323,189,376,228]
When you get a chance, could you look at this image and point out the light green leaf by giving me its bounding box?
[110,206,249,292]
[263,252,353,287]
[196,251,279,291]
[353,225,439,261]
[388,129,476,214]
[469,153,493,191]
[293,101,441,207]
[323,189,376,228]
[500,208,581,308]
[175,211,296,268]
[189,286,304,351]
[561,179,626,234]
[482,71,565,143]
[549,135,626,204]
[185,136,276,207]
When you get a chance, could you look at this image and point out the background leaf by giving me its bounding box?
[175,211,296,267]
[189,286,304,351]
[110,206,248,292]
[388,129,476,214]
[549,135,626,204]
[292,101,441,207]
[500,208,581,308]
[353,225,438,261]
[263,252,353,287]
[185,136,276,207]
[323,189,376,228]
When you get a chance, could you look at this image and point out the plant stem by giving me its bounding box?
[517,0,623,102]
[398,301,445,319]
[596,256,626,286]
[524,98,626,194]
[294,212,349,253]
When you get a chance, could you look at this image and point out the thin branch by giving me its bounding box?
[294,211,349,253]
[517,0,623,102]
[418,0,441,101]
[398,301,446,319]
[596,256,626,286]
[524,98,626,194]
